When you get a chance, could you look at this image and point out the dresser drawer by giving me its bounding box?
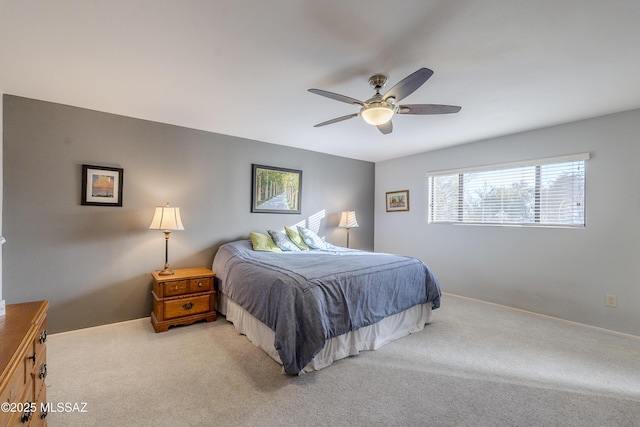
[0,368,27,426]
[32,346,47,403]
[163,280,189,297]
[164,294,212,320]
[26,318,46,372]
[189,277,212,293]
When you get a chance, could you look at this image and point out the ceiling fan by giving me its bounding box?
[308,67,461,135]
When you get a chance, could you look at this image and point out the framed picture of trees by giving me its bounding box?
[386,190,410,212]
[251,164,302,214]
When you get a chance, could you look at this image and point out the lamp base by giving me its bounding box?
[157,267,175,276]
[158,240,174,275]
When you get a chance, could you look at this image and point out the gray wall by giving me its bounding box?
[375,108,640,337]
[3,95,374,333]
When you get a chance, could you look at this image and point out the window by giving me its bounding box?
[428,153,589,227]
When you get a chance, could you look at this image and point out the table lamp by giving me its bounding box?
[149,202,184,275]
[338,210,359,248]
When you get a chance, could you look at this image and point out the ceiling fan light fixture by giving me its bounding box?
[309,68,460,134]
[361,103,394,126]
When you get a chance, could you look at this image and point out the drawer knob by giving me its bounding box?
[39,329,48,343]
[39,363,48,379]
[198,282,203,287]
[21,405,33,423]
[183,302,194,310]
[28,352,37,362]
[174,285,179,290]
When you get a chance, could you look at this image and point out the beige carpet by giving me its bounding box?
[45,294,640,426]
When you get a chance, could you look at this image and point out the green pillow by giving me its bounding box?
[249,232,282,252]
[285,226,309,250]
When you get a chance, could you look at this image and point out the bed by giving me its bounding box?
[212,238,441,375]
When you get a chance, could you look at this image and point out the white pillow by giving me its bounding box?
[297,226,327,250]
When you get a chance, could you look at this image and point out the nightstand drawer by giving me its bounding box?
[189,277,212,293]
[164,294,211,320]
[163,280,189,297]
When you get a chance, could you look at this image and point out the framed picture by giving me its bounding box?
[81,164,124,207]
[386,190,410,212]
[251,164,302,214]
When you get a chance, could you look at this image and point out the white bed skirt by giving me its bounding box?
[218,293,433,374]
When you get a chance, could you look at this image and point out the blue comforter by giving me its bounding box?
[212,240,441,374]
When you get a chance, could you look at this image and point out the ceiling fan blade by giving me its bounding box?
[382,68,433,103]
[313,113,359,127]
[397,104,461,115]
[308,89,364,106]
[377,120,393,135]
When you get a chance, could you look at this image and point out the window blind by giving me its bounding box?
[428,153,589,227]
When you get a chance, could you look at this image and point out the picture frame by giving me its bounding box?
[386,190,410,212]
[81,164,124,207]
[251,164,302,214]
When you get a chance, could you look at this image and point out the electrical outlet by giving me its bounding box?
[0,300,5,317]
[605,294,617,308]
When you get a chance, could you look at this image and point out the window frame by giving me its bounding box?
[427,153,589,228]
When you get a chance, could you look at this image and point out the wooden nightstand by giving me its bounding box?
[151,267,216,333]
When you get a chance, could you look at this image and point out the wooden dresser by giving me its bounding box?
[151,267,216,332]
[0,301,49,426]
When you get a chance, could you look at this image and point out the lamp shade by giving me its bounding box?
[338,211,359,228]
[149,203,185,231]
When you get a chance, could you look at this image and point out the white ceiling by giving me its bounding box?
[2,0,640,162]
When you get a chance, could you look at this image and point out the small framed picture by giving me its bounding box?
[251,164,302,214]
[81,164,124,207]
[386,190,410,212]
